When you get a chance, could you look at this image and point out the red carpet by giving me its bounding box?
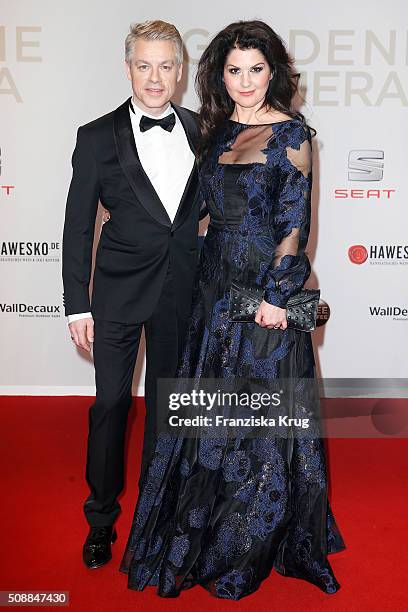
[0,396,407,611]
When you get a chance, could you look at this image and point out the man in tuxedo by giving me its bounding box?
[62,21,205,569]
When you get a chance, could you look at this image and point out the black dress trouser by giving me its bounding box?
[83,264,187,527]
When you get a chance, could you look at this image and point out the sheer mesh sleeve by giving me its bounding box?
[263,124,312,308]
[199,197,209,220]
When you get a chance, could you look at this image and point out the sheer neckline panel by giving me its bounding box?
[227,118,296,127]
[219,123,278,165]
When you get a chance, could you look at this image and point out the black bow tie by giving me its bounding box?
[139,113,176,133]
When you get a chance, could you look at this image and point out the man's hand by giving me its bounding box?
[102,208,110,224]
[69,317,94,352]
[255,300,288,330]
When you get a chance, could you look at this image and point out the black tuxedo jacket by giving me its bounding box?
[62,98,205,324]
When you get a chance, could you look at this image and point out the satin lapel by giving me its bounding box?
[171,103,200,231]
[113,99,171,227]
[171,103,199,153]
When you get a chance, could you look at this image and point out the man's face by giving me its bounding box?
[125,39,182,115]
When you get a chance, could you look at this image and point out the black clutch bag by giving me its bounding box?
[228,282,320,331]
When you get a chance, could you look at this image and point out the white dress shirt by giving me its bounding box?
[67,97,195,324]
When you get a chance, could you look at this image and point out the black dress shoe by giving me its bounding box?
[83,525,117,569]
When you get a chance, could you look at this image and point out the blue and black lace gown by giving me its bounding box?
[119,118,346,599]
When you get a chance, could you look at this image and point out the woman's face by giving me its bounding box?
[223,47,272,109]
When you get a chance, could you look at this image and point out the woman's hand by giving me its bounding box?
[255,300,288,330]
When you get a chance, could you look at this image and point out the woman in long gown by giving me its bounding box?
[119,20,346,600]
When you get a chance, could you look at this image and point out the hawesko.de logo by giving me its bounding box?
[0,241,60,262]
[348,245,368,264]
[348,244,408,265]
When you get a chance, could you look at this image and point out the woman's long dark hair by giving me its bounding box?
[195,20,313,158]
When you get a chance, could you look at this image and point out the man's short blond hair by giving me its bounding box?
[125,20,183,65]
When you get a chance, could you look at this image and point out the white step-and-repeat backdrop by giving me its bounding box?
[1,1,407,394]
